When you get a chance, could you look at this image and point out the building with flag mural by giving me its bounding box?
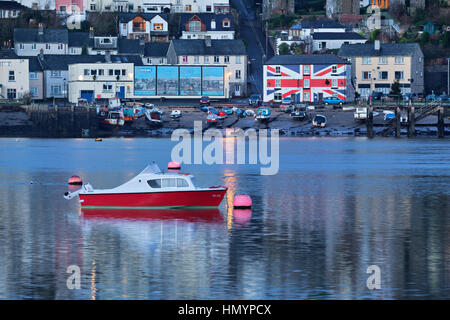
[263,54,353,103]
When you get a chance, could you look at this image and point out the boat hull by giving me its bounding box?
[79,188,227,209]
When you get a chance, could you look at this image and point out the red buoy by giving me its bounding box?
[233,194,252,208]
[168,161,181,170]
[68,175,83,185]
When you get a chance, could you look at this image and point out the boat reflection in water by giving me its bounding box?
[81,208,224,223]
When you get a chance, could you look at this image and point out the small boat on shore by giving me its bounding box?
[64,163,227,209]
[312,114,327,128]
[255,106,270,121]
[290,105,307,120]
[145,109,162,125]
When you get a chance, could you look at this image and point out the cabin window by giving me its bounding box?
[147,179,161,188]
[161,178,176,188]
[177,178,189,187]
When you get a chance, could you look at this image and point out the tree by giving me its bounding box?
[278,43,290,55]
[390,80,401,96]
[443,31,450,48]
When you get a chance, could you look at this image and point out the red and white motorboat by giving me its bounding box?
[64,163,227,209]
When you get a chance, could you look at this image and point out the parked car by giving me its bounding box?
[280,97,293,109]
[371,91,383,101]
[324,97,345,106]
[200,96,210,105]
[248,94,261,106]
[436,94,450,102]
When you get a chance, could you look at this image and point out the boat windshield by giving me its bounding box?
[140,163,162,175]
[190,177,198,187]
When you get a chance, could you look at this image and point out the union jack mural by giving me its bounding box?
[263,61,350,103]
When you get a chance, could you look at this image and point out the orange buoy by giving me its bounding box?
[68,175,83,185]
[233,194,252,208]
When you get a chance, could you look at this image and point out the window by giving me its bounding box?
[331,65,337,74]
[275,66,281,74]
[84,69,90,76]
[214,56,219,63]
[332,79,338,88]
[153,23,163,30]
[115,70,121,76]
[90,4,96,10]
[378,56,388,64]
[304,79,310,88]
[185,5,192,11]
[161,178,176,188]
[46,44,50,50]
[51,71,61,78]
[182,56,188,63]
[275,79,281,88]
[224,56,229,63]
[147,58,152,64]
[30,87,38,97]
[378,71,388,80]
[189,21,201,32]
[204,56,209,64]
[19,43,24,50]
[98,69,104,76]
[109,69,114,76]
[31,43,36,50]
[7,89,16,99]
[394,71,404,80]
[147,179,161,188]
[58,43,63,50]
[90,69,97,76]
[304,91,310,101]
[8,70,15,81]
[304,65,310,75]
[394,57,404,64]
[223,19,230,28]
[29,72,37,80]
[194,56,199,64]
[51,85,61,95]
[274,92,282,100]
[235,70,241,79]
[177,178,189,187]
[362,71,372,80]
[236,56,241,64]
[121,69,126,76]
[206,5,212,12]
[362,57,372,65]
[102,84,113,92]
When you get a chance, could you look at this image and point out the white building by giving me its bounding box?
[119,12,169,42]
[14,25,68,56]
[289,20,347,40]
[179,13,235,40]
[312,32,367,52]
[0,50,29,100]
[67,56,137,103]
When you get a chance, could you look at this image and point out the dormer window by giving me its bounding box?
[189,20,201,32]
[223,18,230,28]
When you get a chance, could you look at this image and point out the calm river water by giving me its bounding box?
[0,137,449,299]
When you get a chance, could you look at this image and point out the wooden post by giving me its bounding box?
[366,105,374,138]
[437,106,444,138]
[408,106,415,137]
[395,106,401,138]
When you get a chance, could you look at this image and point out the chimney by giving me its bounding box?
[105,50,111,63]
[38,23,44,36]
[89,27,94,39]
[205,35,211,47]
[211,19,216,30]
[374,40,380,52]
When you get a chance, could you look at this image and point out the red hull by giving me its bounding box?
[79,189,227,209]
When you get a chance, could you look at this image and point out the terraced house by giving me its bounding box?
[338,41,424,98]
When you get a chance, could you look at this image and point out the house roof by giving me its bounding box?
[290,20,345,30]
[118,39,143,54]
[312,32,366,40]
[37,54,143,70]
[171,39,246,56]
[0,1,26,10]
[0,48,19,59]
[14,28,68,44]
[264,54,349,65]
[144,42,169,57]
[179,13,235,33]
[118,13,167,23]
[24,56,42,72]
[68,32,91,47]
[338,43,422,57]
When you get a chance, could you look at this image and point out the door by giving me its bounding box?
[116,86,125,99]
[234,84,241,97]
[80,90,94,102]
[318,93,323,102]
[290,93,296,103]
